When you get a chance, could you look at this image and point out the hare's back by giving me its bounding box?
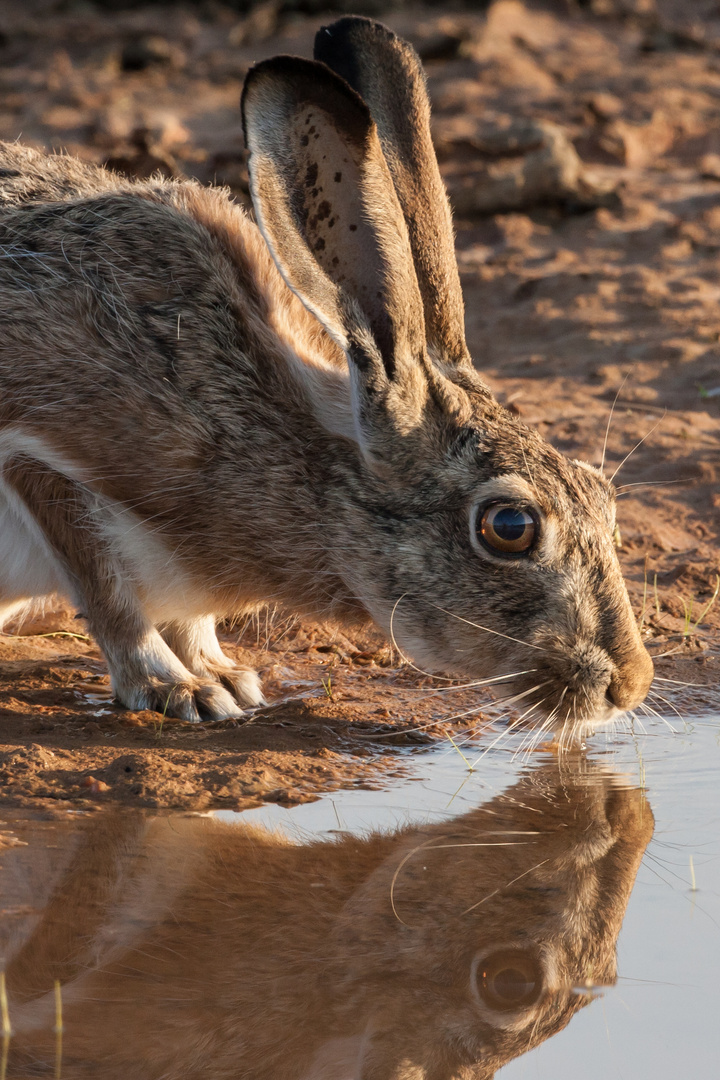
[0,145,342,434]
[0,151,298,479]
[0,141,123,207]
[0,168,271,401]
[0,143,341,509]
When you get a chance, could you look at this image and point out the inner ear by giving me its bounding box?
[315,16,471,369]
[242,56,426,380]
[287,102,397,363]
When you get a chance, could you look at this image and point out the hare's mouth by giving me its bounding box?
[492,633,644,741]
[482,664,626,746]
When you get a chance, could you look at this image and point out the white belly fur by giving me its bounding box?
[0,429,212,626]
[0,488,63,608]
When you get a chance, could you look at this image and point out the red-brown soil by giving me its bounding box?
[0,0,719,811]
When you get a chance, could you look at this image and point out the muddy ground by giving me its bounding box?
[0,0,719,811]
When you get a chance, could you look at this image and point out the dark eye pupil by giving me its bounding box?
[491,966,535,1003]
[478,504,537,555]
[492,508,528,541]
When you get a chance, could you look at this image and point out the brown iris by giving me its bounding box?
[476,949,544,1012]
[478,504,537,555]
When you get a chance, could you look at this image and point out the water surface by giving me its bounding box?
[1,712,718,1079]
[233,714,720,1078]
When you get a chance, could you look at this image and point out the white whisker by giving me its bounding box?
[461,859,550,916]
[646,690,685,729]
[405,668,540,695]
[641,699,679,734]
[388,593,447,681]
[467,690,551,769]
[616,478,693,495]
[609,413,666,483]
[430,604,545,652]
[600,375,628,476]
[652,676,702,688]
[390,838,535,927]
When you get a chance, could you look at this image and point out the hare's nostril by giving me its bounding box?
[607,680,629,709]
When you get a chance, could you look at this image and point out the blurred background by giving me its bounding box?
[0,0,714,208]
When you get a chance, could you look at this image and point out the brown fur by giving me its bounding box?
[0,18,652,730]
[315,17,470,368]
[3,760,653,1079]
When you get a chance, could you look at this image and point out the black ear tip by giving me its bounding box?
[314,15,399,59]
[241,54,374,149]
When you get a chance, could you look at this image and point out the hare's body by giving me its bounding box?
[3,762,653,1079]
[0,144,368,714]
[0,18,654,731]
[0,144,355,621]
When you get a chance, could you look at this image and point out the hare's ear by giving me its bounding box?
[314,17,470,369]
[241,57,426,395]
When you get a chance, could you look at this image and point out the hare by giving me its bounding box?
[2,760,653,1079]
[0,16,653,733]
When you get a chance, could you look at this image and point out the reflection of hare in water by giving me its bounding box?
[3,761,652,1079]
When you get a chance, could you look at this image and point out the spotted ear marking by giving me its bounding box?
[315,16,471,368]
[241,55,426,383]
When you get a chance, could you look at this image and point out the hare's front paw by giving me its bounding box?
[120,675,246,723]
[159,616,265,710]
[211,664,265,708]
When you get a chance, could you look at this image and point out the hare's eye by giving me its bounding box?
[478,504,537,555]
[475,949,543,1012]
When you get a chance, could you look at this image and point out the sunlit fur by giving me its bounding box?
[0,17,652,730]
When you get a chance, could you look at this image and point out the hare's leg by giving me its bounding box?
[160,616,265,708]
[3,456,243,722]
[0,484,66,626]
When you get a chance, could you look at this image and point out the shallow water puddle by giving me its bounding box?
[228,715,720,1078]
[0,713,719,1078]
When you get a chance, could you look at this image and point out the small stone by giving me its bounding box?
[81,776,110,794]
[587,93,623,122]
[120,714,144,727]
[352,654,373,666]
[600,112,674,168]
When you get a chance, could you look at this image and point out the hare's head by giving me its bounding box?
[242,17,653,741]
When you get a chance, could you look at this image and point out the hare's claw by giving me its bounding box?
[123,675,245,723]
[215,666,265,709]
[159,616,265,711]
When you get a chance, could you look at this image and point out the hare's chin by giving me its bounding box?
[559,700,626,740]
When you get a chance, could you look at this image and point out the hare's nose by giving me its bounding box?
[607,646,654,710]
